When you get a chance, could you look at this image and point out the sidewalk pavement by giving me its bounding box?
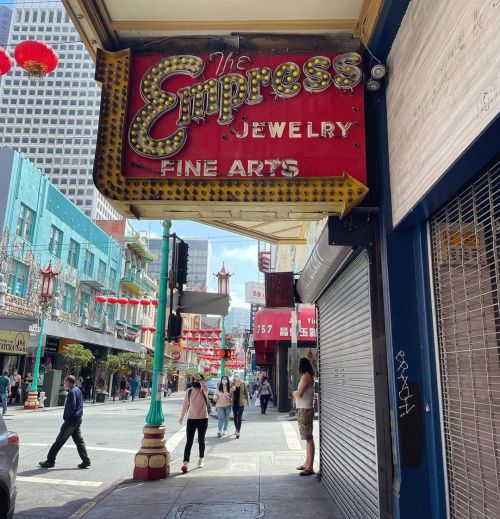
[72,405,339,519]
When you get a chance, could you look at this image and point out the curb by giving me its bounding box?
[67,478,125,519]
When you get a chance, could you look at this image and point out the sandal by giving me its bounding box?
[296,465,307,471]
[299,469,315,476]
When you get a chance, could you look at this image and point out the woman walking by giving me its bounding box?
[230,374,249,439]
[179,373,209,473]
[293,357,316,476]
[214,376,232,438]
[257,375,273,414]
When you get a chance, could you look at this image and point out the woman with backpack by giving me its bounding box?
[214,375,232,438]
[179,373,209,473]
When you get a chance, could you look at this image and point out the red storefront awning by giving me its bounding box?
[254,351,274,366]
[253,306,317,352]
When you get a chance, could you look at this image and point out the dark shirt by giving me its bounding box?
[63,386,84,423]
[233,387,241,406]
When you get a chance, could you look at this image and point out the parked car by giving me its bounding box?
[206,379,219,404]
[0,416,19,519]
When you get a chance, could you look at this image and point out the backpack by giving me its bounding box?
[188,387,212,414]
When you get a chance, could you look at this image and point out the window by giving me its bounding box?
[109,267,117,288]
[98,260,106,284]
[16,203,35,242]
[67,239,80,268]
[48,225,63,257]
[63,284,76,313]
[80,290,90,318]
[83,250,94,278]
[9,261,29,298]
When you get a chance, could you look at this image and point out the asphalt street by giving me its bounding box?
[5,394,318,519]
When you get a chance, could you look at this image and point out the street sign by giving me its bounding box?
[245,282,265,305]
[178,291,230,316]
[29,324,41,333]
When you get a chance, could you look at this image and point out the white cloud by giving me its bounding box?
[220,244,258,263]
[229,293,250,309]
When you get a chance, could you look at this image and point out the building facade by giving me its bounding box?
[0,0,120,221]
[0,147,142,391]
[96,221,158,351]
[0,5,12,46]
[225,307,251,335]
[147,237,211,292]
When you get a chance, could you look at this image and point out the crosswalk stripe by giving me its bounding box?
[17,476,102,487]
[281,421,303,450]
[22,442,137,454]
[166,427,186,453]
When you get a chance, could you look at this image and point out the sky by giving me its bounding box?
[129,219,263,310]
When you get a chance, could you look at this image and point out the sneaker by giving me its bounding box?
[39,461,54,468]
[222,430,226,437]
[78,462,91,469]
[181,462,189,473]
[217,432,221,438]
[198,458,204,468]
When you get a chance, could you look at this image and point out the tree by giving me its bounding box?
[61,344,95,377]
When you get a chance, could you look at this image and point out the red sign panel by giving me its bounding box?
[123,52,365,181]
[253,307,317,343]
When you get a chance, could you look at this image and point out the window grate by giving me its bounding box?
[430,159,500,519]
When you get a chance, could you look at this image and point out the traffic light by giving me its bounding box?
[222,349,230,360]
[175,242,189,286]
[258,250,271,273]
[167,313,183,340]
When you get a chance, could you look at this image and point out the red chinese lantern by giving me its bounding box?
[214,329,222,334]
[141,325,149,331]
[151,299,158,306]
[148,326,157,332]
[107,296,118,304]
[140,299,151,306]
[0,47,13,76]
[226,336,232,341]
[14,40,59,78]
[129,298,140,305]
[117,297,128,305]
[95,295,107,304]
[181,336,187,341]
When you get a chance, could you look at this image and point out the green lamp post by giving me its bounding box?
[134,220,171,480]
[25,261,59,410]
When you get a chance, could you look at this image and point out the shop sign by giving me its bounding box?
[94,48,368,217]
[245,282,265,305]
[44,336,59,354]
[253,307,316,342]
[0,330,29,355]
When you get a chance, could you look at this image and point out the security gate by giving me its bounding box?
[430,160,500,518]
[317,251,382,519]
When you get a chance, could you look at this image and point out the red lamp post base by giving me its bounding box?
[133,426,170,481]
[24,391,39,410]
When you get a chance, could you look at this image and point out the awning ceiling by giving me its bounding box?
[253,306,317,351]
[62,0,385,59]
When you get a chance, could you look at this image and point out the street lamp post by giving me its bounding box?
[215,263,232,375]
[25,261,59,410]
[133,220,171,481]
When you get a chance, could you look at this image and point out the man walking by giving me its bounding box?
[39,375,91,469]
[0,371,11,415]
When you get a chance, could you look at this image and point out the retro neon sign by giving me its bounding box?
[128,52,362,161]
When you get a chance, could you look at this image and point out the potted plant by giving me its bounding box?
[60,343,95,405]
[58,387,68,406]
[95,388,107,403]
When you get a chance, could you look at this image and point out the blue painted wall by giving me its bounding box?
[0,147,122,309]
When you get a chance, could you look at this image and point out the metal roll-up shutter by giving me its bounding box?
[318,250,380,519]
[430,160,500,519]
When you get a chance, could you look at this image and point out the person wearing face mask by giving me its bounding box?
[179,373,209,473]
[230,373,250,439]
[214,376,232,438]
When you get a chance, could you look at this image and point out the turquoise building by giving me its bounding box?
[0,146,143,380]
